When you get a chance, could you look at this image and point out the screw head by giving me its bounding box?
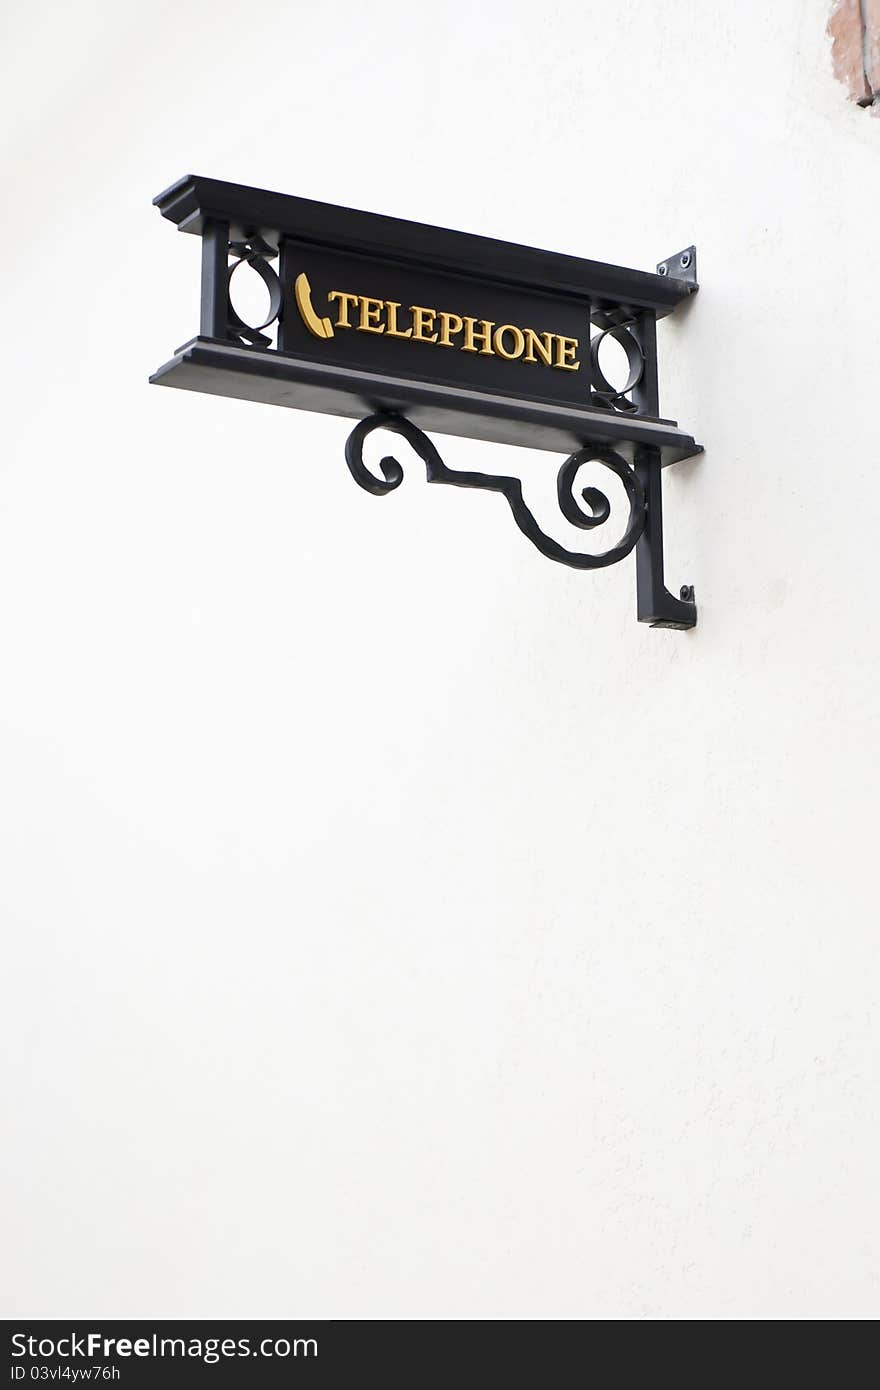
[680,584,695,603]
[657,262,668,276]
[680,251,692,269]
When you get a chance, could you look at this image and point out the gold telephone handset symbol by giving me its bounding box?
[294,273,334,339]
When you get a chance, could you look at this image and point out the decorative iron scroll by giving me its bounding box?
[589,312,645,415]
[344,414,646,570]
[226,235,282,347]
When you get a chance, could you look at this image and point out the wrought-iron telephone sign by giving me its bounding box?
[151,175,701,628]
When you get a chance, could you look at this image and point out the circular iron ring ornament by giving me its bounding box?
[345,414,645,570]
[590,320,644,414]
[226,237,282,347]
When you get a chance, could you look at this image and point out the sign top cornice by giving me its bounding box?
[153,174,697,318]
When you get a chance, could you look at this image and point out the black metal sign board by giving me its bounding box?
[152,175,702,628]
[279,241,591,408]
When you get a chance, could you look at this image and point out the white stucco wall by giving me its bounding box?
[1,0,877,1320]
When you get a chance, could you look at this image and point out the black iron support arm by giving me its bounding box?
[635,450,697,628]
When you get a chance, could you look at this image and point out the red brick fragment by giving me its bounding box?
[828,0,872,103]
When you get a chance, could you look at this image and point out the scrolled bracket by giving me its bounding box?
[344,412,645,572]
[344,415,695,627]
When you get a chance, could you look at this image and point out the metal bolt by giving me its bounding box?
[657,262,668,276]
[680,585,694,602]
[680,251,691,269]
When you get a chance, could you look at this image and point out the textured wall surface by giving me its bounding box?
[1,0,877,1320]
